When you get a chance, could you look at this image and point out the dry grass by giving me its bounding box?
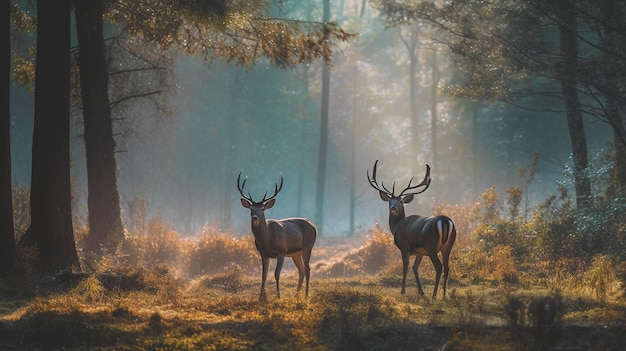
[1,228,625,350]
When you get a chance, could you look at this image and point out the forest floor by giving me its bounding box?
[0,235,625,350]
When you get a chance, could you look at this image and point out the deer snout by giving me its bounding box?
[251,214,260,221]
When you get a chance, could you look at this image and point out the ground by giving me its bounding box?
[0,234,625,350]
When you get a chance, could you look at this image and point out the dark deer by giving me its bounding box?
[367,160,456,299]
[237,171,317,300]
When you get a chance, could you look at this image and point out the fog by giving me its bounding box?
[9,0,613,237]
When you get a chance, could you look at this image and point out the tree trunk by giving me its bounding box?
[398,27,420,174]
[0,0,15,278]
[315,0,331,234]
[430,52,439,176]
[401,29,419,174]
[606,102,626,193]
[20,0,79,273]
[75,0,124,254]
[557,0,591,209]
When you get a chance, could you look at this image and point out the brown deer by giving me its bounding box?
[367,160,456,299]
[237,171,317,300]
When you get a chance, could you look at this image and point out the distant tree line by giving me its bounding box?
[375,0,626,209]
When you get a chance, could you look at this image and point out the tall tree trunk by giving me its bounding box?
[0,0,15,278]
[20,0,79,273]
[349,66,359,237]
[430,52,439,176]
[606,103,626,193]
[557,0,591,209]
[471,104,479,195]
[75,0,124,254]
[596,16,626,194]
[315,0,331,234]
[399,28,419,174]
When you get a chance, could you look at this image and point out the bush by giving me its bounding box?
[120,212,181,267]
[584,255,617,302]
[353,226,396,275]
[180,231,257,277]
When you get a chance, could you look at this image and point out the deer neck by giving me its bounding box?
[388,207,406,235]
[251,216,271,251]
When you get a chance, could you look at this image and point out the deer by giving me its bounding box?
[237,171,317,300]
[367,160,456,299]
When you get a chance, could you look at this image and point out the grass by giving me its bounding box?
[1,226,626,350]
[1,266,625,351]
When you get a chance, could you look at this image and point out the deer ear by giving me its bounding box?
[401,194,414,203]
[240,198,252,208]
[379,191,391,202]
[264,198,276,209]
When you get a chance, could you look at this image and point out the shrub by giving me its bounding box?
[121,212,181,267]
[354,226,396,275]
[584,255,617,302]
[488,245,519,284]
[180,231,257,277]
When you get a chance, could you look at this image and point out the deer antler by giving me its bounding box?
[237,171,284,204]
[398,164,431,197]
[368,160,431,198]
[237,171,254,202]
[261,173,284,203]
[367,160,397,197]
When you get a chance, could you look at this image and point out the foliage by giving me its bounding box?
[584,255,617,302]
[121,211,181,267]
[530,185,576,260]
[180,228,258,277]
[344,225,396,275]
[106,0,355,67]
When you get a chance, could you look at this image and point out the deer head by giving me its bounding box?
[237,171,283,224]
[367,160,431,217]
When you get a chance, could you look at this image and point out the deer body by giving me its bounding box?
[239,173,317,300]
[369,161,456,299]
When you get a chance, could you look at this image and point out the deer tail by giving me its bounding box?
[437,218,454,246]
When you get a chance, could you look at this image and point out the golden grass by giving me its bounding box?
[1,261,624,351]
[2,223,626,350]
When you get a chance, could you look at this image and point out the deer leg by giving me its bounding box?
[401,251,410,294]
[275,256,285,298]
[292,254,305,295]
[260,256,270,301]
[429,252,443,300]
[441,248,452,297]
[412,255,425,296]
[303,247,313,298]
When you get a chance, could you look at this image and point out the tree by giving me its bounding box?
[75,0,125,254]
[555,0,591,209]
[574,0,626,193]
[374,0,596,209]
[315,0,332,234]
[19,0,80,273]
[398,26,420,174]
[0,0,14,278]
[95,0,352,236]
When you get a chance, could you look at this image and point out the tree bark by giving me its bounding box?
[315,0,331,234]
[557,0,591,209]
[20,0,79,273]
[75,0,124,254]
[0,0,15,278]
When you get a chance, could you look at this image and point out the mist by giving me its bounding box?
[9,0,613,237]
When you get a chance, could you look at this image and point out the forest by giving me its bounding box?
[1,0,625,350]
